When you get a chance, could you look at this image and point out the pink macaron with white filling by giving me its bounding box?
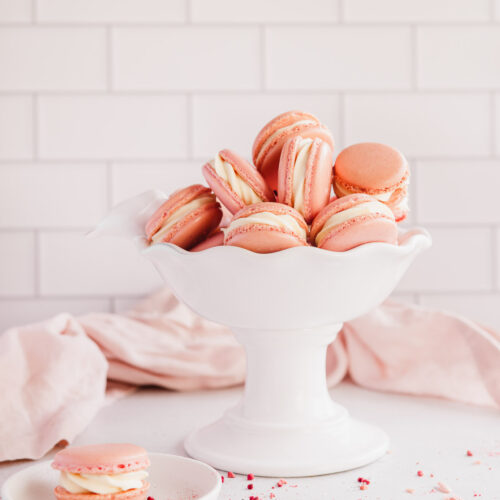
[277,135,333,223]
[333,142,409,222]
[202,149,274,214]
[145,184,222,250]
[252,111,334,191]
[310,193,398,252]
[52,443,150,500]
[224,202,308,253]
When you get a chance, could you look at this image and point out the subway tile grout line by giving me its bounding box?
[337,0,343,23]
[0,154,496,165]
[3,290,500,301]
[186,0,192,23]
[337,92,345,148]
[32,94,38,159]
[106,161,113,209]
[0,89,495,96]
[31,0,37,23]
[33,230,40,297]
[259,25,266,91]
[106,26,113,91]
[492,226,498,290]
[491,0,496,21]
[0,21,497,28]
[490,92,496,157]
[187,93,194,159]
[411,25,418,90]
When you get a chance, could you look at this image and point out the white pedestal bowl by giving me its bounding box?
[93,191,432,477]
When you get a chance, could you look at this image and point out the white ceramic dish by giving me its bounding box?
[93,191,432,477]
[1,452,221,500]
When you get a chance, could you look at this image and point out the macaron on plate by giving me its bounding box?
[1,452,221,500]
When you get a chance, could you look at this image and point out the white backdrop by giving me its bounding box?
[0,0,499,331]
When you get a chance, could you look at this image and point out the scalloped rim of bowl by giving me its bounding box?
[143,227,431,261]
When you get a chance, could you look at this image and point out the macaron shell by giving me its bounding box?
[52,444,149,475]
[54,482,149,500]
[190,229,225,252]
[225,224,307,253]
[319,215,398,252]
[259,125,333,192]
[219,149,274,202]
[252,111,319,163]
[310,193,380,242]
[162,203,222,250]
[334,142,408,193]
[202,162,245,214]
[145,184,212,241]
[253,111,334,192]
[300,139,333,223]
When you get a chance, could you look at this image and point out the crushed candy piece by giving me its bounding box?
[417,470,424,477]
[248,484,254,490]
[247,473,254,480]
[436,482,452,494]
[227,471,235,478]
[467,450,474,457]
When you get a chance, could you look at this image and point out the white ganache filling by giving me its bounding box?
[59,470,148,495]
[316,201,394,245]
[227,211,306,240]
[151,195,214,244]
[212,155,262,205]
[258,120,316,161]
[291,138,313,213]
[334,177,408,203]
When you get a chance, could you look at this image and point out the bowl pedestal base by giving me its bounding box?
[185,324,389,477]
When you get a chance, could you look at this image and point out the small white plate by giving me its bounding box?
[1,452,221,500]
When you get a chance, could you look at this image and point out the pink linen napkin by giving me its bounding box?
[0,288,499,462]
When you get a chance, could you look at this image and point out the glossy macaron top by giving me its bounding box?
[202,149,274,214]
[277,135,333,223]
[252,111,334,190]
[310,193,395,243]
[52,444,150,475]
[334,142,409,194]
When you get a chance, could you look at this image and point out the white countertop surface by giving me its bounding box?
[1,381,498,500]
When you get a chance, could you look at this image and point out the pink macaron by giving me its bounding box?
[224,202,308,253]
[145,184,222,250]
[190,228,225,252]
[333,142,409,222]
[52,443,150,500]
[202,149,274,214]
[310,193,398,252]
[277,135,333,223]
[252,111,334,192]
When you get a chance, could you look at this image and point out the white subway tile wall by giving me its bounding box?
[0,1,498,330]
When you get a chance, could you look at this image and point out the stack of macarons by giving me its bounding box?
[145,110,409,254]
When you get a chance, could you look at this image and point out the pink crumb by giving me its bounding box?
[473,460,481,465]
[436,482,452,494]
[221,476,224,483]
[248,484,254,490]
[270,494,276,499]
[247,473,254,480]
[417,470,424,477]
[467,450,474,457]
[406,488,414,494]
[360,484,368,491]
[227,471,235,478]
